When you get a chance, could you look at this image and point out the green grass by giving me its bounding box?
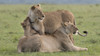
[0,4,100,56]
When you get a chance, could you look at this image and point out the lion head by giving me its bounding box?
[62,22,78,34]
[28,4,45,22]
[62,22,88,37]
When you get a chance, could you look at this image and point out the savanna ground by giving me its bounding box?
[0,4,100,56]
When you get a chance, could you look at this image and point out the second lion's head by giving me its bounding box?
[62,22,78,34]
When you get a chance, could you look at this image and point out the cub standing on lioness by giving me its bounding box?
[18,22,88,53]
[27,4,88,43]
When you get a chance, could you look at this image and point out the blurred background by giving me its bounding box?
[0,0,100,4]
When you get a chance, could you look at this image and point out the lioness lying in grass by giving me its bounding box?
[18,21,88,53]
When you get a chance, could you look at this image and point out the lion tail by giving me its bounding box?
[78,31,88,37]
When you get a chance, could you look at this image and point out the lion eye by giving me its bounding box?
[42,15,44,17]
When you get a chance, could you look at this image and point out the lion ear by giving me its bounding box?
[61,22,68,27]
[37,4,41,7]
[21,22,26,27]
[64,22,68,26]
[31,6,35,10]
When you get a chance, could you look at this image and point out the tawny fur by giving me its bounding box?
[27,5,75,43]
[18,22,88,53]
[21,17,37,36]
[22,4,88,47]
[27,4,45,35]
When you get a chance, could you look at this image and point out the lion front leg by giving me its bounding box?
[69,45,88,51]
[39,23,45,35]
[63,42,88,52]
[17,44,22,53]
[39,28,44,35]
[61,35,88,52]
[17,47,22,53]
[69,33,74,44]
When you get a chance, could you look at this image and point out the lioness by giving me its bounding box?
[18,22,88,53]
[25,4,45,35]
[27,4,88,43]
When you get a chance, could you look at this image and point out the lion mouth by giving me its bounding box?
[74,30,78,35]
[38,17,44,20]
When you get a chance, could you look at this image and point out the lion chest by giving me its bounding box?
[32,23,40,31]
